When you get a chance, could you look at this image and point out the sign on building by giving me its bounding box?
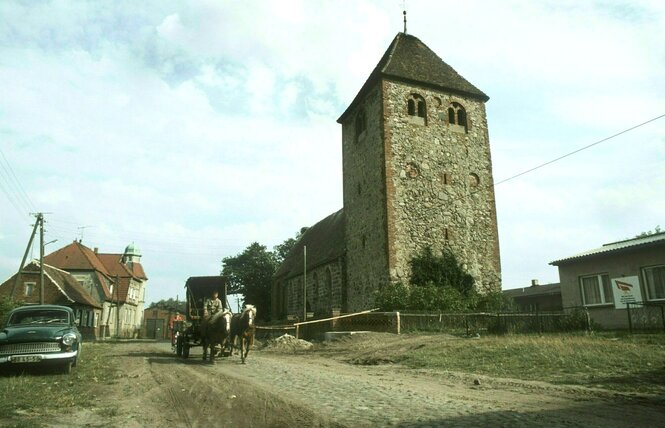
[611,276,643,309]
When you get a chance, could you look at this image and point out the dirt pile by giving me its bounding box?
[262,334,313,352]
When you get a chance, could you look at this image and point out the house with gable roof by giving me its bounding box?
[0,260,102,338]
[44,240,148,338]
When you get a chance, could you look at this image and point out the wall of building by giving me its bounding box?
[382,80,501,293]
[342,84,391,312]
[283,259,345,319]
[558,244,665,329]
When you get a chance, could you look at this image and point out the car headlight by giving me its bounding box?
[62,332,77,346]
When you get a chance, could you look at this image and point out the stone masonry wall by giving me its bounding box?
[284,259,344,318]
[342,85,391,312]
[383,79,501,292]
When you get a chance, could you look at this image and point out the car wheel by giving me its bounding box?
[62,361,73,374]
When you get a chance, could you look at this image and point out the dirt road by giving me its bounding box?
[55,338,664,427]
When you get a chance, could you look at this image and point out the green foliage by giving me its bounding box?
[474,290,516,312]
[147,298,185,313]
[0,296,21,328]
[272,229,304,264]
[409,247,474,296]
[222,242,277,320]
[374,282,410,311]
[375,246,481,312]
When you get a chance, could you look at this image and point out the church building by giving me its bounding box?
[273,32,501,318]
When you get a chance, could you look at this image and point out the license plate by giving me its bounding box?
[11,355,42,363]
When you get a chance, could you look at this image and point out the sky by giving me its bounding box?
[1,0,663,306]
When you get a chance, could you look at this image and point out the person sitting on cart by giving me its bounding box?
[204,291,223,318]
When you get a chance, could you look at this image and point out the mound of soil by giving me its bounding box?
[262,334,314,352]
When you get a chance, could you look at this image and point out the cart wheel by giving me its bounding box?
[183,343,190,358]
[176,335,183,357]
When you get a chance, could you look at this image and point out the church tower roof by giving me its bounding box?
[338,32,488,122]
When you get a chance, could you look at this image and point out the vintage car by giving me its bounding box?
[0,304,82,373]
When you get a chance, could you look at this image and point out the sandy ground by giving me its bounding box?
[47,336,665,428]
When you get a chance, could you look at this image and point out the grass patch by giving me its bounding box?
[0,343,120,424]
[333,332,665,395]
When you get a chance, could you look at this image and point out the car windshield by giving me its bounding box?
[8,309,70,326]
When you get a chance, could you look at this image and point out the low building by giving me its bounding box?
[550,232,665,329]
[503,280,562,312]
[142,308,175,340]
[0,261,102,339]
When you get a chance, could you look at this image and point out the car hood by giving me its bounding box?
[0,325,72,342]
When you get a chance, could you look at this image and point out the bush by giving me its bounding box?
[0,297,21,328]
[409,247,474,296]
[474,290,516,312]
[375,282,410,311]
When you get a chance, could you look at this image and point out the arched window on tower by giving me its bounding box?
[447,102,468,133]
[407,94,426,125]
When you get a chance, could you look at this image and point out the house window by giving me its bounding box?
[447,102,468,133]
[24,282,35,297]
[580,274,614,305]
[407,94,426,124]
[642,265,665,300]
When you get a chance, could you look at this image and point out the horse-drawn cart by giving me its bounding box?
[175,276,229,358]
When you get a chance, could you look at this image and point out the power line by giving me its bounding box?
[0,148,37,212]
[492,113,665,188]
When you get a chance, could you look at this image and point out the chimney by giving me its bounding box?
[94,247,98,254]
[531,279,539,287]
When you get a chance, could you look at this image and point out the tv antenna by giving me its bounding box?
[77,225,91,242]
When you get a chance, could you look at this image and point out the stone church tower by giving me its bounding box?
[337,32,501,311]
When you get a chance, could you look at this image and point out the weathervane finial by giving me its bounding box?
[403,2,407,34]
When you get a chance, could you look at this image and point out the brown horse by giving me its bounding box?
[230,305,256,364]
[200,309,232,363]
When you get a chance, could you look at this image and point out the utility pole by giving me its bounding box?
[303,245,307,322]
[38,213,44,304]
[115,274,120,338]
[12,215,40,297]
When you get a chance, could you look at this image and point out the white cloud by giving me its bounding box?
[1,0,664,304]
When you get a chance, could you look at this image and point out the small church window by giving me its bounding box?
[407,94,426,123]
[469,173,480,188]
[417,100,426,118]
[448,102,468,133]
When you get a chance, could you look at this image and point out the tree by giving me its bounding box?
[147,298,185,313]
[273,228,306,264]
[222,242,277,321]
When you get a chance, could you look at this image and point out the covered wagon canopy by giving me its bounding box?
[184,276,229,320]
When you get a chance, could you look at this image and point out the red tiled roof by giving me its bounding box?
[0,261,101,308]
[97,253,132,277]
[45,241,111,277]
[97,253,147,281]
[130,263,147,280]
